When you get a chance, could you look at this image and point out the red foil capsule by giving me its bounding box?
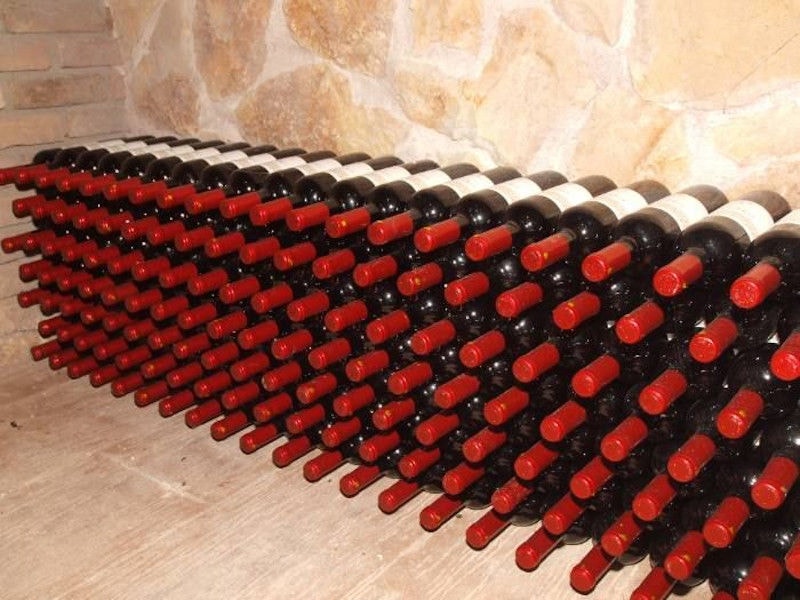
[287,291,330,322]
[352,255,398,287]
[172,333,211,360]
[410,319,456,355]
[367,212,414,245]
[387,361,433,395]
[633,474,677,522]
[193,371,232,398]
[219,277,261,304]
[689,316,739,363]
[252,392,293,423]
[483,387,530,426]
[615,301,666,344]
[174,226,215,252]
[495,282,544,318]
[465,510,511,550]
[286,203,330,231]
[239,423,281,455]
[339,464,382,497]
[372,398,416,430]
[249,197,293,226]
[220,191,261,219]
[540,400,587,443]
[250,283,294,313]
[185,399,223,428]
[396,263,443,296]
[378,480,421,514]
[514,441,560,481]
[552,291,601,330]
[239,236,280,265]
[582,241,634,282]
[205,231,246,259]
[206,311,248,340]
[273,242,317,271]
[325,207,372,238]
[261,361,302,391]
[730,261,782,309]
[664,531,708,581]
[459,330,506,368]
[158,390,197,417]
[365,311,410,344]
[307,338,352,370]
[434,373,480,409]
[571,354,620,398]
[295,373,338,404]
[771,331,800,381]
[441,462,485,495]
[345,350,389,382]
[332,385,376,417]
[221,382,260,410]
[158,263,198,288]
[667,433,717,482]
[520,232,571,272]
[653,251,704,297]
[148,221,186,246]
[324,300,368,332]
[312,249,356,279]
[751,455,799,510]
[638,369,688,415]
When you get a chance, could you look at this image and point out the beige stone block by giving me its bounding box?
[726,162,800,209]
[133,71,199,133]
[2,0,111,33]
[0,88,5,110]
[411,0,483,52]
[66,103,127,138]
[129,0,199,133]
[284,0,394,76]
[0,38,52,71]
[634,119,691,191]
[236,63,408,155]
[713,102,800,165]
[59,35,123,68]
[106,0,162,56]
[552,0,624,45]
[572,86,678,186]
[0,111,66,148]
[630,0,800,107]
[193,0,272,99]
[393,66,466,132]
[5,71,125,110]
[467,8,597,168]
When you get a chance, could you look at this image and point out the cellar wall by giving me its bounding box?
[113,0,800,205]
[0,0,128,165]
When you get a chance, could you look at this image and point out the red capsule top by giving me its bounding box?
[158,263,198,288]
[653,252,704,297]
[667,433,716,482]
[387,362,433,395]
[271,329,314,360]
[513,342,560,383]
[483,387,530,426]
[186,189,226,215]
[325,207,371,238]
[174,226,215,252]
[581,241,633,282]
[102,177,140,200]
[250,282,294,313]
[287,290,330,322]
[365,310,410,344]
[688,316,738,363]
[751,456,799,510]
[148,221,186,246]
[615,301,665,344]
[730,261,782,309]
[459,330,506,368]
[520,232,571,272]
[220,191,261,219]
[571,354,620,398]
[465,225,513,261]
[188,269,229,296]
[158,183,195,209]
[130,181,167,205]
[770,331,800,381]
[249,197,293,226]
[445,272,489,306]
[324,300,368,332]
[414,217,461,252]
[286,203,329,231]
[552,291,601,331]
[219,276,261,304]
[410,319,456,355]
[345,350,389,382]
[273,242,317,271]
[495,283,543,318]
[312,249,356,280]
[716,388,764,439]
[239,236,281,265]
[237,320,280,350]
[539,400,587,442]
[206,231,246,259]
[353,255,398,287]
[638,369,688,415]
[307,338,352,370]
[600,415,648,462]
[367,213,413,245]
[434,374,480,409]
[396,263,443,296]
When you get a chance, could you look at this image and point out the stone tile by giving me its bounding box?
[236,63,408,155]
[5,71,125,110]
[284,0,394,76]
[571,86,678,186]
[552,0,624,45]
[194,0,273,99]
[712,100,800,165]
[2,0,111,33]
[411,0,483,52]
[467,8,598,168]
[630,0,800,107]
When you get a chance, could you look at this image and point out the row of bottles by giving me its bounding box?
[4,135,800,599]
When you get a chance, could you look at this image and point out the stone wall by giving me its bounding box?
[112,0,800,204]
[0,0,127,165]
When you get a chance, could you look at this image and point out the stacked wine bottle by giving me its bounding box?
[3,134,800,599]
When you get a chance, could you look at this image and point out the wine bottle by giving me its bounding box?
[464,175,616,262]
[581,185,727,282]
[730,208,800,309]
[653,191,791,298]
[520,180,670,272]
[412,170,567,252]
[750,409,800,510]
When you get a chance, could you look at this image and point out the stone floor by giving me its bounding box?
[0,186,712,600]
